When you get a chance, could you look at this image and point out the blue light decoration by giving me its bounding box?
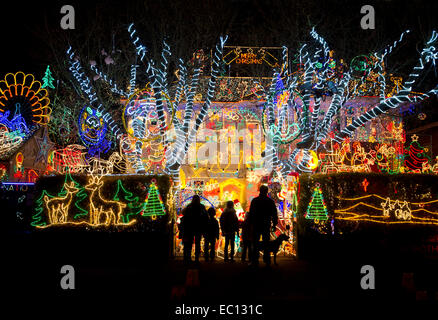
[334,30,438,143]
[0,110,29,137]
[177,195,216,215]
[78,105,111,157]
[67,47,123,140]
[34,127,54,165]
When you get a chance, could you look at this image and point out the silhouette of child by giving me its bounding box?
[220,201,239,262]
[204,207,219,261]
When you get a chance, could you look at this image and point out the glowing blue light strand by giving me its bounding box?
[316,72,351,142]
[128,23,147,61]
[334,30,437,143]
[129,65,138,95]
[67,47,98,104]
[90,64,128,96]
[66,47,124,140]
[170,67,201,164]
[176,35,228,166]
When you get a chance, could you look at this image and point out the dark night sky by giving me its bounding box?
[1,0,437,80]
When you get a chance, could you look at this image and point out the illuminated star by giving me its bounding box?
[34,130,54,165]
[411,134,419,142]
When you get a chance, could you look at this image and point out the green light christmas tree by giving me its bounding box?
[141,180,166,219]
[305,184,328,221]
[113,179,143,223]
[41,65,55,89]
[31,190,52,227]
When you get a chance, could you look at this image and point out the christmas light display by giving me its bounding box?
[85,175,127,225]
[305,184,328,221]
[0,126,23,153]
[43,182,79,224]
[34,128,54,165]
[48,144,89,174]
[403,134,431,173]
[141,180,166,219]
[86,152,126,175]
[113,179,143,223]
[41,65,55,89]
[78,105,111,157]
[336,194,438,225]
[0,72,51,130]
[66,47,122,139]
[247,28,438,177]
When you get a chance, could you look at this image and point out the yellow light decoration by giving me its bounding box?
[85,175,127,225]
[219,178,245,204]
[86,152,126,175]
[0,72,52,125]
[335,194,438,225]
[179,169,186,189]
[44,182,79,224]
[308,150,319,170]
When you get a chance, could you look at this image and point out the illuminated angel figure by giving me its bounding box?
[0,72,51,136]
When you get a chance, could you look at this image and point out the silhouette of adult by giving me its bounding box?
[249,185,278,266]
[204,207,220,261]
[181,195,208,263]
[220,201,239,262]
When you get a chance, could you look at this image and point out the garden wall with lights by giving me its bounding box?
[297,172,438,261]
[29,174,175,261]
[31,174,174,232]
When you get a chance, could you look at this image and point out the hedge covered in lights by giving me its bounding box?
[296,172,438,259]
[298,172,438,232]
[31,174,174,233]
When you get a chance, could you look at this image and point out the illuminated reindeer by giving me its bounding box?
[85,175,126,225]
[44,182,79,224]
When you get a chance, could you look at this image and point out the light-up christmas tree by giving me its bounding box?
[404,134,431,172]
[113,179,143,223]
[141,180,166,219]
[305,184,328,221]
[41,65,55,89]
[31,190,52,227]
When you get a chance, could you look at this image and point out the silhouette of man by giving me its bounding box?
[220,201,239,262]
[249,185,278,266]
[181,195,208,263]
[204,207,219,261]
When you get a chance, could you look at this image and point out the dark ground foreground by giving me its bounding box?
[3,232,438,318]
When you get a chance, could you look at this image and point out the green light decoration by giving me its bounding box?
[141,180,166,219]
[58,173,88,220]
[404,135,431,172]
[41,65,55,89]
[113,180,143,223]
[31,189,51,227]
[31,173,88,225]
[305,184,328,221]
